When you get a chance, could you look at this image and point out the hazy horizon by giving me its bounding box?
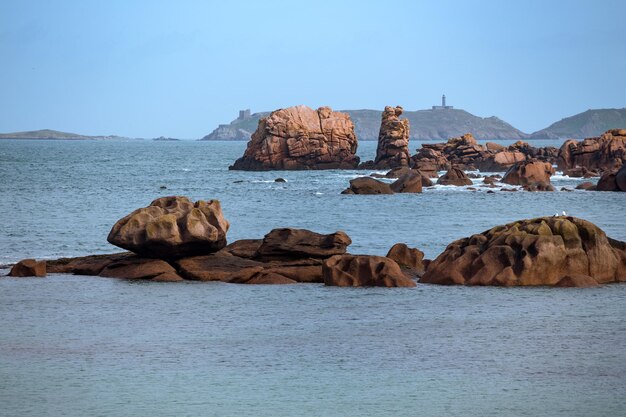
[1,0,625,138]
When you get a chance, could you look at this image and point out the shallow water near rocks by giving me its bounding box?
[1,139,625,416]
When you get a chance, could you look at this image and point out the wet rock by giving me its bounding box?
[107,196,230,259]
[274,178,286,183]
[342,177,394,194]
[386,243,426,276]
[421,216,626,286]
[437,167,473,186]
[46,253,132,275]
[390,170,423,193]
[576,182,596,191]
[8,259,46,277]
[323,255,416,287]
[229,105,359,170]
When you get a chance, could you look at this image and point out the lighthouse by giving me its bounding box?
[432,94,454,110]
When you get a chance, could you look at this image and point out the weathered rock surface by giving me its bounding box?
[437,167,473,186]
[99,257,183,281]
[576,181,596,191]
[502,160,555,188]
[255,228,351,260]
[477,151,526,171]
[390,171,423,193]
[47,253,132,275]
[596,165,626,192]
[373,106,410,169]
[107,196,229,259]
[386,243,426,276]
[557,129,626,173]
[342,177,394,194]
[421,216,626,286]
[323,255,416,287]
[229,105,359,170]
[8,259,46,277]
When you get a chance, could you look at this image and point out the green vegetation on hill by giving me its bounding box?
[530,108,626,139]
[0,129,127,140]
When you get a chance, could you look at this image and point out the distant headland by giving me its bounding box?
[201,100,626,141]
[0,129,131,141]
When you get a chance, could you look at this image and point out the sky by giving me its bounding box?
[0,0,625,138]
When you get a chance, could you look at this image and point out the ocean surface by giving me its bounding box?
[1,139,625,416]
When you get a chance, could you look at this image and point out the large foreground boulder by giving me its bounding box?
[107,196,229,259]
[8,259,46,277]
[373,106,410,169]
[421,216,626,286]
[229,105,359,170]
[323,255,416,287]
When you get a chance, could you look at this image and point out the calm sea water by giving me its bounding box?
[1,139,625,416]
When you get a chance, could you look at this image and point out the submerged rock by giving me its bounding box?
[323,254,416,287]
[421,216,626,286]
[107,196,230,259]
[229,105,359,170]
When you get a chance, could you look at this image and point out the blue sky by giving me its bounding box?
[1,0,624,138]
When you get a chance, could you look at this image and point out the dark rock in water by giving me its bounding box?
[383,166,413,178]
[233,180,245,183]
[576,181,596,191]
[8,259,46,277]
[323,255,416,287]
[596,165,626,192]
[390,171,423,193]
[159,185,167,189]
[386,243,425,276]
[274,178,286,183]
[229,105,359,170]
[561,187,573,192]
[486,190,495,194]
[342,177,394,194]
[373,106,410,169]
[522,182,555,192]
[107,196,230,259]
[255,228,351,261]
[500,187,518,192]
[483,175,498,185]
[420,216,626,286]
[437,167,473,186]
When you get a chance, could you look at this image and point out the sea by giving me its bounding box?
[0,139,625,417]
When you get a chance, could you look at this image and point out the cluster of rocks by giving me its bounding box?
[9,201,626,288]
[342,167,429,195]
[229,105,359,170]
[9,196,424,288]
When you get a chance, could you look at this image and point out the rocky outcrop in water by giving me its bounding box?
[229,105,359,170]
[596,165,626,192]
[341,177,394,194]
[437,167,473,186]
[389,170,424,193]
[107,196,230,259]
[372,106,410,169]
[557,129,626,173]
[323,254,416,287]
[8,259,46,277]
[421,216,626,286]
[386,243,426,276]
[502,160,555,189]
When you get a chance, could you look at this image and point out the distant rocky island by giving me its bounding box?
[152,136,181,141]
[201,106,626,141]
[0,129,129,140]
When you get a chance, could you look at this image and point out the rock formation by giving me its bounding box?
[255,228,351,260]
[373,106,410,169]
[420,216,626,286]
[229,105,359,170]
[323,255,416,287]
[557,129,626,173]
[107,196,230,259]
[596,165,626,192]
[341,177,394,194]
[502,160,555,189]
[389,171,423,193]
[436,167,473,186]
[386,243,426,276]
[8,259,46,277]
